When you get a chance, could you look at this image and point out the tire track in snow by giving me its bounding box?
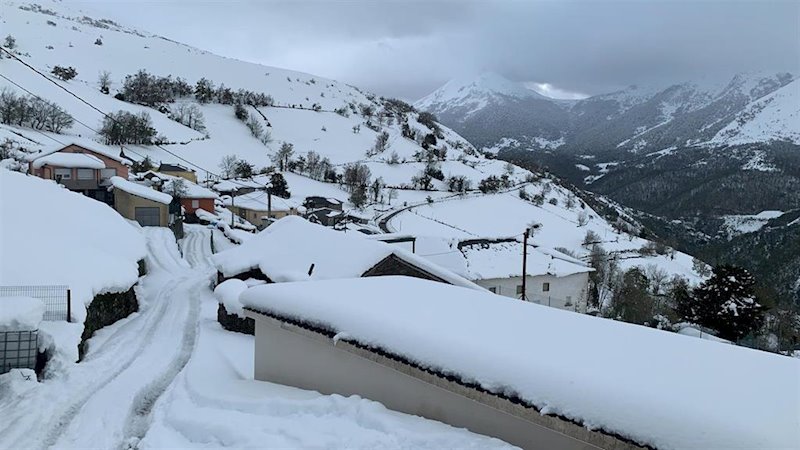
[34,276,184,450]
[23,229,192,449]
[120,278,203,450]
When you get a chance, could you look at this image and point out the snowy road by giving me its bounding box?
[0,224,510,449]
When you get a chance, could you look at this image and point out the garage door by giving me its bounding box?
[135,207,161,227]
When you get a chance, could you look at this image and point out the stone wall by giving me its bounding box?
[79,285,139,360]
[217,302,254,335]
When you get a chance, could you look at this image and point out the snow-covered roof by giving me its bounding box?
[458,240,592,280]
[109,176,172,204]
[212,178,264,193]
[211,216,481,289]
[27,139,129,164]
[239,276,800,450]
[31,153,106,170]
[0,296,44,332]
[223,190,299,212]
[141,171,218,199]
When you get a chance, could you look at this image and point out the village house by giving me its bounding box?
[27,142,130,205]
[302,196,345,226]
[456,238,593,312]
[156,163,198,183]
[140,171,218,221]
[108,176,172,227]
[224,190,300,230]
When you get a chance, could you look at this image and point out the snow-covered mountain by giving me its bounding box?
[417,71,797,155]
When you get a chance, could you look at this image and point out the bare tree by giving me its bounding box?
[219,154,239,179]
[98,71,112,94]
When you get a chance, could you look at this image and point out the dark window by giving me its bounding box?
[516,285,524,295]
[488,287,497,294]
[135,207,161,227]
[542,282,550,292]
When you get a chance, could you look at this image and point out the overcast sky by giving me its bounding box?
[72,0,799,100]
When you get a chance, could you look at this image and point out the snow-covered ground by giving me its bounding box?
[387,185,703,283]
[720,210,784,238]
[0,223,510,449]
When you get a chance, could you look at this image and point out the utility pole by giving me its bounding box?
[521,223,541,302]
[522,229,529,301]
[230,192,235,227]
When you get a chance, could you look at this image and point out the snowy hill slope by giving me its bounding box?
[0,0,709,290]
[0,0,525,187]
[711,78,800,145]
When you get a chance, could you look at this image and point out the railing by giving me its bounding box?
[0,285,71,322]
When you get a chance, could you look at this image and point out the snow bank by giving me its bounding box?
[211,216,481,289]
[0,171,146,322]
[0,297,44,331]
[214,279,248,317]
[109,176,172,204]
[240,276,800,450]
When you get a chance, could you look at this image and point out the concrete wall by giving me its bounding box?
[114,190,168,226]
[246,312,642,450]
[228,205,295,230]
[474,272,589,312]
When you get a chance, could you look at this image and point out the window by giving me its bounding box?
[191,200,200,209]
[542,282,550,292]
[77,168,94,180]
[100,168,116,181]
[516,285,524,295]
[488,287,497,294]
[54,168,71,180]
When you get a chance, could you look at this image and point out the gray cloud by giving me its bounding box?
[71,0,799,100]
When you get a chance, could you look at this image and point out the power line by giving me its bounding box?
[0,46,268,191]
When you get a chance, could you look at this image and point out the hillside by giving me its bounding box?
[0,0,526,190]
[0,0,712,306]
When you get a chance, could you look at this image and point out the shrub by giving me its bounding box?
[51,65,77,81]
[478,175,502,194]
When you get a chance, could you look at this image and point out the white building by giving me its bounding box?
[421,238,593,312]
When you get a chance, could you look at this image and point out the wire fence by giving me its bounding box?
[0,330,38,374]
[0,285,71,322]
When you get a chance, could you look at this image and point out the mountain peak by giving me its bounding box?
[415,72,545,114]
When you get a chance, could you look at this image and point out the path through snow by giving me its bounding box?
[0,224,509,449]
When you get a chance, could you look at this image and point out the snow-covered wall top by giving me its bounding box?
[0,170,146,322]
[240,276,800,450]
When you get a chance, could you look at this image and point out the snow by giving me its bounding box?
[109,176,172,204]
[240,276,800,450]
[721,210,784,237]
[31,152,106,169]
[711,78,800,145]
[211,216,481,289]
[141,171,218,199]
[213,279,248,318]
[224,189,300,212]
[416,72,545,116]
[0,215,509,449]
[574,164,590,172]
[458,240,592,280]
[0,170,146,319]
[0,297,45,332]
[27,137,131,164]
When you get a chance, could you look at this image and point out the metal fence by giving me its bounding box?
[0,285,71,322]
[0,330,38,374]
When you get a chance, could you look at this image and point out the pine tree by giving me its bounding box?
[268,172,290,199]
[687,265,765,341]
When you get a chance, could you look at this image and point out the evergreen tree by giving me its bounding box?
[194,77,215,104]
[51,66,77,81]
[349,183,368,208]
[610,268,655,325]
[683,265,765,341]
[268,172,290,199]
